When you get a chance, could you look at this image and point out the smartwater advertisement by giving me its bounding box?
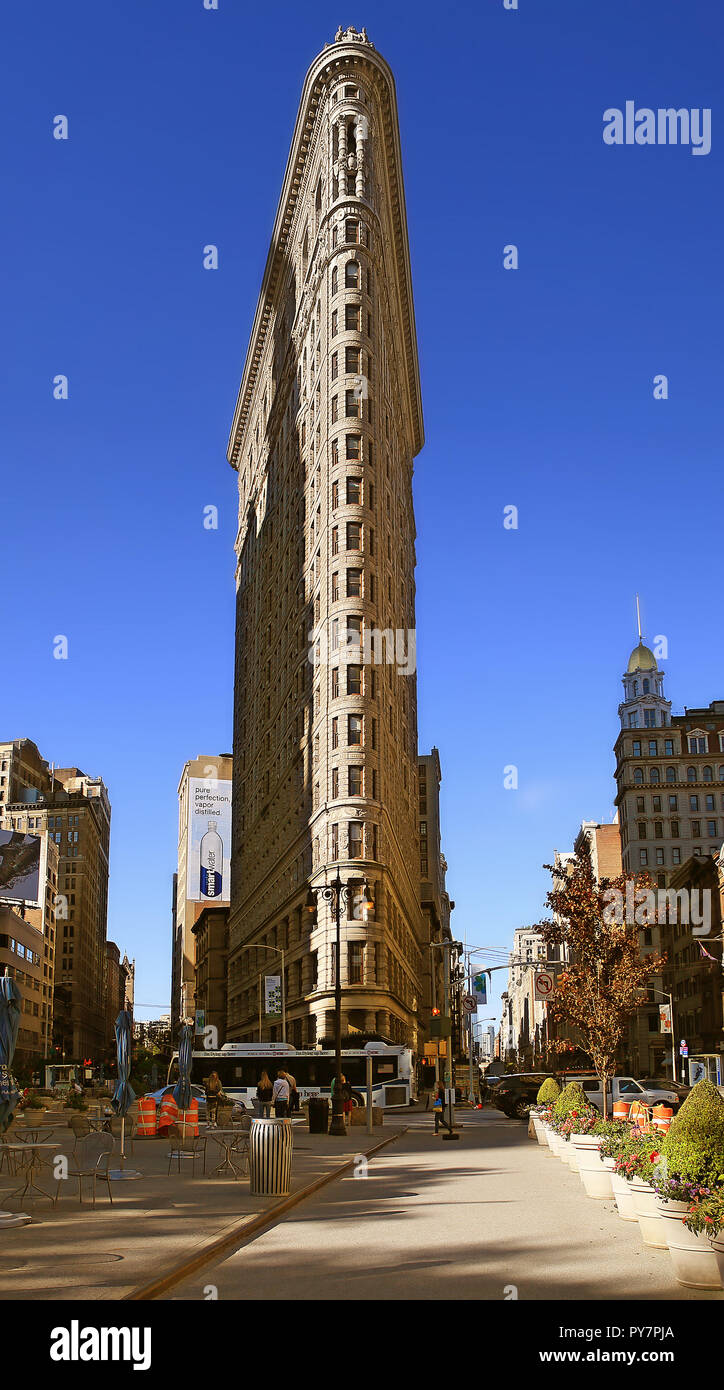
[186,778,232,903]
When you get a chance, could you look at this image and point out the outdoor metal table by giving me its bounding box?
[206,1128,248,1178]
[15,1124,57,1145]
[3,1143,56,1206]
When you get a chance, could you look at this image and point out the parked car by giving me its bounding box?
[144,1083,208,1119]
[490,1073,551,1120]
[638,1077,690,1108]
[567,1074,680,1113]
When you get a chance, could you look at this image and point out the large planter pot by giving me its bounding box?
[548,1129,565,1157]
[630,1177,667,1248]
[539,1121,552,1148]
[566,1140,580,1172]
[531,1113,546,1145]
[712,1236,724,1287]
[573,1135,613,1199]
[656,1199,723,1290]
[604,1158,638,1221]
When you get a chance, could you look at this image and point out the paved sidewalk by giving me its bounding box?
[164,1110,724,1302]
[0,1118,397,1301]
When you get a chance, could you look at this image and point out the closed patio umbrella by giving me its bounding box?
[0,970,30,1226]
[110,1008,141,1179]
[173,1023,193,1138]
[0,972,21,1136]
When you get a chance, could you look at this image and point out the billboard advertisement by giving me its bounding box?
[185,778,231,904]
[0,829,42,907]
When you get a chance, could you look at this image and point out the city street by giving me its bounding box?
[165,1109,724,1302]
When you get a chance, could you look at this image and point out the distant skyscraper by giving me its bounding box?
[227,29,426,1048]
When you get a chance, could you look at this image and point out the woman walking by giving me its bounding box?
[205,1069,222,1128]
[256,1069,273,1118]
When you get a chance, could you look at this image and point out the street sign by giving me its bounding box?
[534,971,555,1000]
[463,994,477,1015]
[679,1040,688,1057]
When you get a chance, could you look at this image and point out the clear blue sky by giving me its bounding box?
[2,1,722,1024]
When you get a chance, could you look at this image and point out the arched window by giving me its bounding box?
[719,766,724,781]
[331,266,338,295]
[666,767,676,783]
[345,260,360,288]
[703,765,713,782]
[650,767,660,784]
[633,680,639,696]
[643,679,650,694]
[634,768,644,785]
[687,766,697,783]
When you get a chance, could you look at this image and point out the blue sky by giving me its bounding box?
[2,1,722,1024]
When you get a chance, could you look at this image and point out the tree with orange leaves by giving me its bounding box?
[533,839,665,1118]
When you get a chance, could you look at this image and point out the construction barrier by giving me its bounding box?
[136,1096,157,1137]
[652,1104,673,1133]
[613,1101,631,1121]
[158,1093,178,1136]
[175,1097,199,1137]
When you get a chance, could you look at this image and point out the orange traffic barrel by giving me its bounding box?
[628,1100,651,1130]
[653,1104,673,1132]
[158,1092,178,1135]
[136,1096,157,1137]
[175,1097,199,1137]
[613,1101,631,1121]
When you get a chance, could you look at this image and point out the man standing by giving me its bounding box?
[285,1069,299,1115]
[272,1069,290,1118]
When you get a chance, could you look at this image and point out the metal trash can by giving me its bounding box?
[308,1096,329,1134]
[249,1117,293,1196]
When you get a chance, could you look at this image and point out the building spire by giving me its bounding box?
[635,593,642,641]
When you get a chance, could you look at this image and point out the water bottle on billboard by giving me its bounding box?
[200,820,223,898]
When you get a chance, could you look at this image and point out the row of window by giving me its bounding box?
[330,766,375,799]
[331,303,372,337]
[330,260,371,296]
[331,475,369,508]
[636,819,719,838]
[330,435,373,467]
[330,821,377,860]
[636,845,717,867]
[633,793,723,814]
[630,764,724,785]
[626,710,667,729]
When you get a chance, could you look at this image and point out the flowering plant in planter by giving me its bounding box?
[567,1111,598,1136]
[595,1120,630,1160]
[652,1173,717,1204]
[612,1133,661,1183]
[683,1190,724,1240]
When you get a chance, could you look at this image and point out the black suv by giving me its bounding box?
[489,1073,552,1120]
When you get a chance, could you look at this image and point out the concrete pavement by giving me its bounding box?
[0,1116,396,1300]
[164,1109,724,1302]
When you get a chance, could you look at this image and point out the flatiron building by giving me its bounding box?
[227,28,425,1050]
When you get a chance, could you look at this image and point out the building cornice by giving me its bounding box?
[227,37,424,468]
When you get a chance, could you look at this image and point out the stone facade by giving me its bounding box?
[614,639,724,1072]
[226,31,425,1050]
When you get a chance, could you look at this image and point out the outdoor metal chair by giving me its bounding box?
[69,1115,92,1150]
[216,1105,233,1129]
[166,1124,206,1177]
[58,1133,114,1207]
[0,1133,19,1177]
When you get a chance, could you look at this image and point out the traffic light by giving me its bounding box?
[432,1006,440,1017]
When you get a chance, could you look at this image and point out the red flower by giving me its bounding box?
[649,1152,659,1162]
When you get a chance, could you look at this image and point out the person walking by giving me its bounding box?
[285,1069,299,1115]
[433,1080,451,1135]
[205,1069,223,1128]
[272,1069,290,1118]
[332,1072,353,1129]
[256,1070,273,1118]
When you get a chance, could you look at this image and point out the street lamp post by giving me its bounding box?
[307,874,373,1138]
[645,985,677,1084]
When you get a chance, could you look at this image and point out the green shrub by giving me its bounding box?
[553,1082,591,1120]
[536,1077,560,1105]
[660,1079,724,1185]
[68,1091,87,1111]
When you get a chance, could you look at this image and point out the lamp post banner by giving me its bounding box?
[264,975,282,1017]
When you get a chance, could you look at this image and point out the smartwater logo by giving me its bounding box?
[603,102,711,155]
[50,1321,151,1372]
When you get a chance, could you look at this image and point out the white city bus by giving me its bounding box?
[166,1041,416,1109]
